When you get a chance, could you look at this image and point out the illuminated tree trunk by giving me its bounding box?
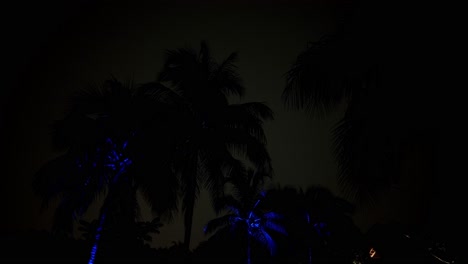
[306,212,312,264]
[88,139,132,264]
[88,183,121,264]
[88,203,108,264]
[247,235,251,264]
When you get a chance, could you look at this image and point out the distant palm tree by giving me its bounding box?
[33,78,183,263]
[158,41,273,249]
[265,185,362,263]
[204,169,287,264]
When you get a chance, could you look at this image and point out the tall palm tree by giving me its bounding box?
[204,169,287,264]
[158,41,274,249]
[282,1,443,209]
[33,78,183,262]
[281,0,401,205]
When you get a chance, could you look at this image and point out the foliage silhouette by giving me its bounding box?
[282,1,441,206]
[33,78,184,261]
[264,185,363,263]
[158,41,273,249]
[204,169,287,264]
[78,217,163,262]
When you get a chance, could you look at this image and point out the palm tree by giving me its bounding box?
[204,169,287,264]
[281,0,403,206]
[264,185,362,263]
[282,1,444,209]
[158,41,273,249]
[33,78,183,263]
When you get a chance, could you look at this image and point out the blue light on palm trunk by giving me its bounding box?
[306,212,312,264]
[88,213,106,264]
[87,138,131,264]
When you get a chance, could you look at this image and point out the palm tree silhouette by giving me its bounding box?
[158,41,273,250]
[281,0,409,206]
[33,78,183,263]
[265,185,362,263]
[204,169,287,264]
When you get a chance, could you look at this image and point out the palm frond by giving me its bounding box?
[33,154,74,209]
[212,194,243,215]
[283,34,348,117]
[332,111,377,206]
[264,220,287,236]
[203,214,236,235]
[198,150,225,213]
[223,129,273,175]
[51,113,99,151]
[52,187,101,235]
[199,41,214,78]
[137,82,183,105]
[221,102,273,143]
[249,169,267,198]
[263,212,284,221]
[134,161,179,222]
[235,102,274,121]
[255,229,277,255]
[158,47,199,90]
[212,51,244,98]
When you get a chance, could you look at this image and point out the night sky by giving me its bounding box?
[1,0,464,251]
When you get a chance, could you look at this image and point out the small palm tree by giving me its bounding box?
[204,169,287,264]
[266,185,362,263]
[158,41,274,249]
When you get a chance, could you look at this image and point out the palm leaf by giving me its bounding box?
[158,47,198,88]
[264,220,287,236]
[137,82,184,105]
[234,102,274,121]
[283,34,349,117]
[212,52,244,98]
[203,213,236,235]
[223,129,272,175]
[221,103,272,144]
[255,229,277,255]
[332,109,377,206]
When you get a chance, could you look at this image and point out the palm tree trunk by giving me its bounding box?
[88,205,108,264]
[183,154,199,252]
[88,157,131,264]
[306,212,312,264]
[247,235,251,264]
[183,196,195,251]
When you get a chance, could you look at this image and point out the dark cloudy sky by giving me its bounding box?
[2,0,462,250]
